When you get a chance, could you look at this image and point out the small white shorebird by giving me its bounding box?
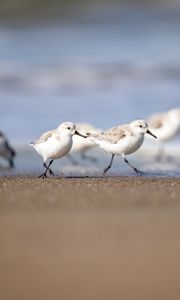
[89,119,157,174]
[147,108,180,159]
[0,132,16,168]
[68,123,102,163]
[31,122,87,178]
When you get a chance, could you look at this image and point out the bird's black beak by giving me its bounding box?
[147,129,157,139]
[75,131,87,138]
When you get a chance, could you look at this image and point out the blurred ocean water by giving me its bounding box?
[0,9,180,174]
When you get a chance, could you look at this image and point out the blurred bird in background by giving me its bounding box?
[68,123,103,164]
[147,108,180,160]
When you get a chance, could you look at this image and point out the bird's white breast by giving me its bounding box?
[34,134,73,161]
[91,134,144,155]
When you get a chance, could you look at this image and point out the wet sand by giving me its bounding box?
[0,177,180,300]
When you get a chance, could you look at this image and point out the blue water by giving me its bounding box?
[1,83,180,143]
[0,10,180,175]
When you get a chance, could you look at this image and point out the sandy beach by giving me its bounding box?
[0,177,180,300]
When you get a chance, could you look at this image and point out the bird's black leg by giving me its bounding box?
[38,162,51,178]
[38,163,48,178]
[9,158,14,168]
[44,161,54,174]
[123,155,142,174]
[47,160,55,176]
[103,154,115,175]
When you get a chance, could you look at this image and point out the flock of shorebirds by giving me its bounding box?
[0,108,180,178]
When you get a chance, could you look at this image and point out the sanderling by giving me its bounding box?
[68,123,102,164]
[0,132,16,168]
[147,108,180,159]
[89,119,157,174]
[31,122,87,178]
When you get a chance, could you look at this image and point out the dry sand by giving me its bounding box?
[0,177,180,300]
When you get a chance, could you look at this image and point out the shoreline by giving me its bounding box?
[0,176,180,211]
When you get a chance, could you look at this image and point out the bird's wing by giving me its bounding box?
[34,130,54,144]
[91,124,129,144]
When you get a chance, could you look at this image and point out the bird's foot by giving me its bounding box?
[134,168,143,175]
[103,167,110,175]
[49,169,55,176]
[38,173,47,178]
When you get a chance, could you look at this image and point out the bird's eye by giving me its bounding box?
[86,132,90,136]
[139,125,143,128]
[67,127,71,130]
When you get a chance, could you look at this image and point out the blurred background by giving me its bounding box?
[0,0,180,174]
